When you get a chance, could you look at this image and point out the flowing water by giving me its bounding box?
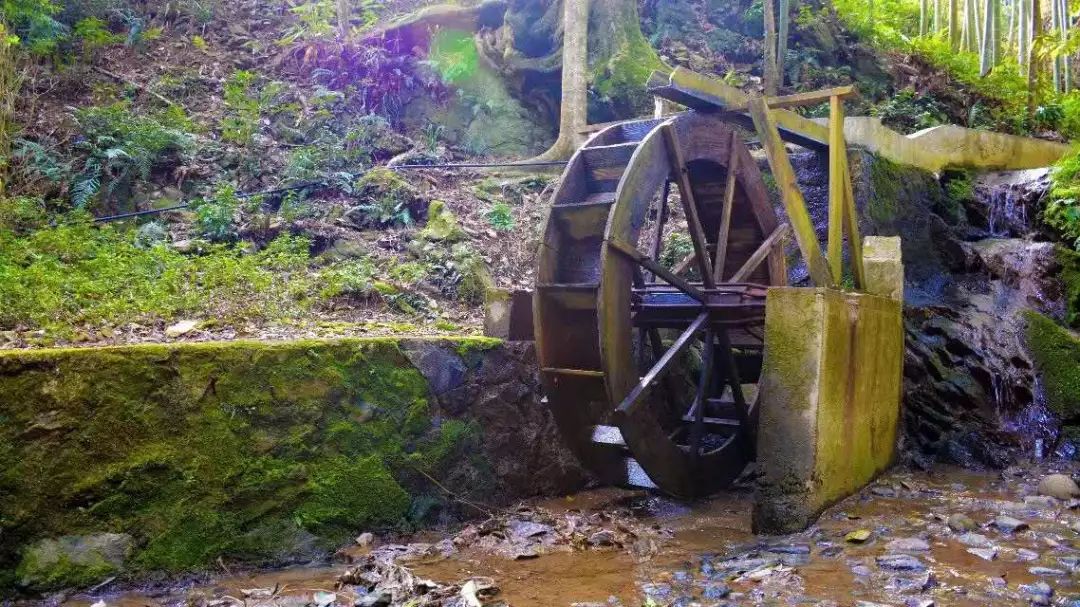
[52,462,1080,607]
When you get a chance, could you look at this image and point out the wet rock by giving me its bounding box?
[1029,566,1067,577]
[641,583,672,603]
[992,515,1029,533]
[764,543,812,555]
[851,564,873,576]
[870,485,898,498]
[355,533,375,547]
[1059,556,1080,572]
[400,341,467,398]
[587,530,615,547]
[1016,549,1041,561]
[886,537,931,552]
[1038,474,1080,500]
[904,599,935,607]
[701,582,731,600]
[165,319,199,338]
[956,532,993,548]
[845,529,873,543]
[1020,581,1054,604]
[1025,495,1060,509]
[967,547,998,561]
[876,554,927,571]
[947,513,977,532]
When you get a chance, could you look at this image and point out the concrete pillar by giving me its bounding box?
[753,241,904,534]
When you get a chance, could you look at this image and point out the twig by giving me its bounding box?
[91,66,178,108]
[409,465,498,516]
[86,575,117,594]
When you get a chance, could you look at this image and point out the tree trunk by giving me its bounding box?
[764,0,779,95]
[921,0,930,35]
[950,0,961,50]
[1028,0,1042,123]
[778,0,791,85]
[935,0,943,32]
[0,21,19,198]
[1062,0,1072,92]
[337,0,350,39]
[980,0,996,75]
[534,0,590,160]
[1018,0,1028,73]
[587,0,666,116]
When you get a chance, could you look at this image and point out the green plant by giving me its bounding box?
[420,122,444,153]
[191,184,241,242]
[661,233,694,269]
[221,70,258,146]
[1044,147,1080,248]
[72,102,194,208]
[485,202,514,231]
[874,89,949,134]
[3,0,65,54]
[191,34,208,51]
[72,16,119,56]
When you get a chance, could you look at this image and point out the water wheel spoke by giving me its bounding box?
[713,130,740,284]
[608,237,706,303]
[729,223,791,283]
[644,180,672,282]
[688,329,716,467]
[661,122,716,288]
[617,312,709,415]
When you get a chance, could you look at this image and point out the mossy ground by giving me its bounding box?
[1024,312,1080,426]
[0,337,496,592]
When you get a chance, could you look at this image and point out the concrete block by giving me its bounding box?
[862,236,903,302]
[753,288,904,534]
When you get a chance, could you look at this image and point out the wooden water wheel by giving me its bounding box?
[535,112,789,499]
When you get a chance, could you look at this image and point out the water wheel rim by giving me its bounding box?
[600,113,786,498]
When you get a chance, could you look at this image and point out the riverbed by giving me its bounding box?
[50,461,1080,607]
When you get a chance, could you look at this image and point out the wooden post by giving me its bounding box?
[661,123,716,288]
[828,95,845,284]
[747,98,835,287]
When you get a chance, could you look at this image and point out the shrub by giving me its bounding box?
[72,102,194,208]
[1044,146,1080,248]
[191,184,241,242]
[874,89,948,134]
[485,201,514,231]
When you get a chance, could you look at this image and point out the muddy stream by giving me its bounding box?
[54,462,1080,607]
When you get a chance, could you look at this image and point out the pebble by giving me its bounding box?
[165,319,199,338]
[701,582,730,600]
[992,515,1029,533]
[1029,566,1067,577]
[966,547,998,561]
[587,530,615,546]
[1025,495,1061,509]
[947,513,977,532]
[355,532,375,547]
[851,564,872,576]
[765,543,812,555]
[871,486,898,498]
[885,537,931,552]
[904,600,935,607]
[1039,474,1080,500]
[845,529,872,543]
[876,554,926,571]
[1020,581,1054,603]
[1016,548,1041,561]
[956,532,993,548]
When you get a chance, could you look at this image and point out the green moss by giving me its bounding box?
[0,337,491,592]
[15,539,124,590]
[593,20,667,116]
[419,200,465,242]
[1058,247,1080,328]
[868,155,904,225]
[1025,312,1080,423]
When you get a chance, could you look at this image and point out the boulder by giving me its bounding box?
[418,201,465,242]
[1038,474,1080,500]
[17,533,133,590]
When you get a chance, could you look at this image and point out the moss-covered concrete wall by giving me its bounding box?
[0,338,583,594]
[754,287,904,535]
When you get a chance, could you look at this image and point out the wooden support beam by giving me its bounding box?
[827,95,846,283]
[607,237,707,302]
[747,98,835,287]
[661,122,716,288]
[649,67,831,150]
[730,223,791,282]
[617,313,709,414]
[714,130,739,284]
[757,86,858,110]
[841,154,867,290]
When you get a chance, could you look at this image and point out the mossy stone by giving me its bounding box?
[16,534,132,590]
[1025,312,1080,423]
[419,201,465,242]
[0,337,497,592]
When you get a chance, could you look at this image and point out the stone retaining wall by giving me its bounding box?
[0,338,583,594]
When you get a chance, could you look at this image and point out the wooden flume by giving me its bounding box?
[534,68,865,498]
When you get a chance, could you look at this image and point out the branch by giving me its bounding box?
[91,66,178,108]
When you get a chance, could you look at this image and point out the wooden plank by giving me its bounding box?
[608,237,706,302]
[661,122,716,287]
[729,223,791,282]
[714,130,740,283]
[841,155,867,290]
[542,367,605,378]
[616,312,708,414]
[757,86,857,110]
[827,95,845,283]
[651,68,830,150]
[747,97,835,287]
